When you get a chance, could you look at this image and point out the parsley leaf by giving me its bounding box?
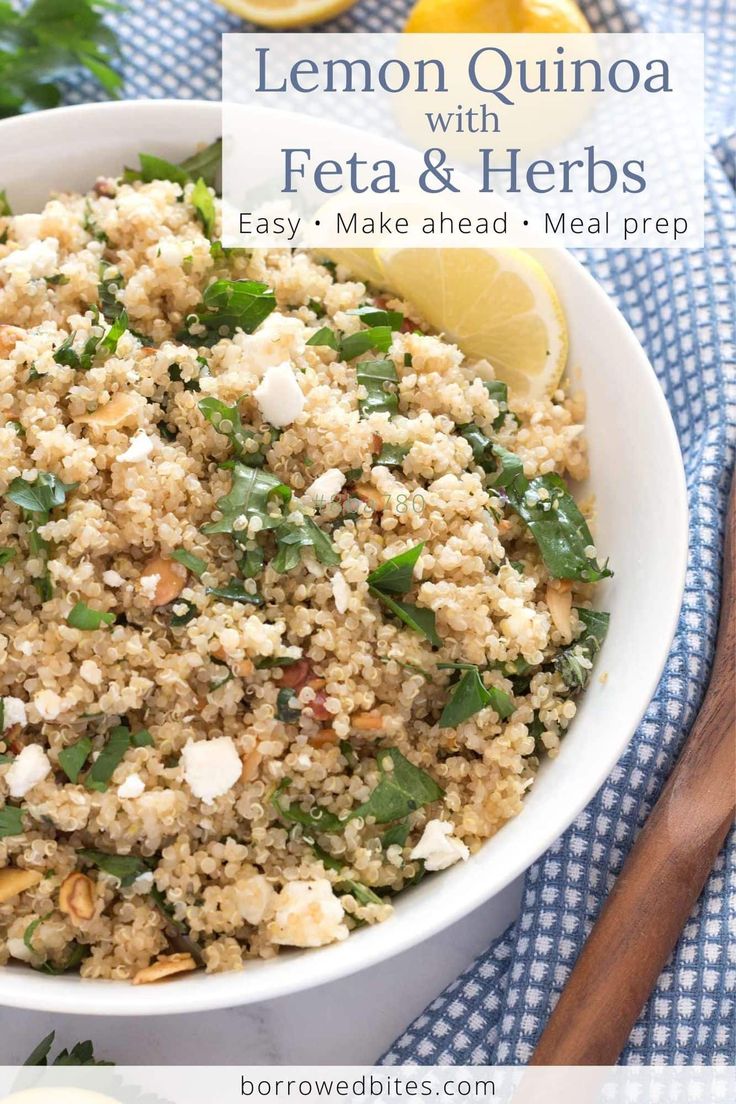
[123,154,190,187]
[0,0,122,120]
[273,516,340,573]
[367,542,440,645]
[356,359,399,418]
[205,579,263,605]
[367,542,424,595]
[180,279,276,347]
[58,736,93,783]
[0,190,11,217]
[439,666,514,728]
[4,472,78,514]
[198,397,267,465]
[555,608,610,692]
[0,547,16,566]
[276,687,300,723]
[171,548,207,577]
[339,326,393,361]
[0,804,24,837]
[85,725,131,791]
[179,139,222,190]
[306,326,339,350]
[66,602,115,630]
[77,848,150,887]
[350,305,404,330]
[202,462,291,541]
[375,443,410,467]
[490,447,612,582]
[354,748,442,824]
[190,177,216,238]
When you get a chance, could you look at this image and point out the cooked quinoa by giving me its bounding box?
[0,147,610,982]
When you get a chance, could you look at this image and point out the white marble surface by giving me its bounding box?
[0,880,522,1065]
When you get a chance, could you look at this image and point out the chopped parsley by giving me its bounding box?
[58,737,93,783]
[555,608,610,692]
[198,396,267,465]
[273,516,340,573]
[190,177,216,238]
[202,463,291,542]
[205,579,263,605]
[276,687,301,723]
[180,279,276,346]
[171,548,207,577]
[438,665,515,729]
[66,602,115,630]
[0,548,16,566]
[0,804,24,837]
[85,726,132,792]
[356,359,399,418]
[367,543,440,646]
[77,849,149,887]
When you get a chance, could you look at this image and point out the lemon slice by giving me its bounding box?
[376,247,568,400]
[318,247,385,287]
[215,0,356,28]
[404,0,590,34]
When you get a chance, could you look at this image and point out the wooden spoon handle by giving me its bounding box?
[531,474,735,1066]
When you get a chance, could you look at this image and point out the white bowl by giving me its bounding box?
[0,99,687,1016]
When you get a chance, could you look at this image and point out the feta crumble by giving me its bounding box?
[303,468,346,507]
[117,773,145,799]
[409,819,470,871]
[181,736,241,804]
[254,362,305,427]
[116,432,154,464]
[1,697,27,730]
[331,570,350,614]
[6,744,52,798]
[267,879,348,948]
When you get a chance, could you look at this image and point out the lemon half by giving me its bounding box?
[376,247,568,400]
[216,0,356,28]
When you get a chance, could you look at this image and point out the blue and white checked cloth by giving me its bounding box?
[64,0,736,1066]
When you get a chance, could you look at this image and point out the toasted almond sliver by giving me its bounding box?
[59,871,96,922]
[0,325,26,359]
[351,711,386,733]
[132,952,197,985]
[141,555,186,606]
[241,749,262,783]
[309,727,338,749]
[82,391,139,428]
[0,867,43,904]
[353,483,384,512]
[546,582,573,641]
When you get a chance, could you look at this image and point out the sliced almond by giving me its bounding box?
[241,749,262,783]
[141,555,186,607]
[132,952,197,985]
[351,711,386,732]
[0,325,26,359]
[211,647,254,679]
[0,867,42,904]
[59,872,96,923]
[83,392,139,428]
[546,581,573,641]
[353,483,384,512]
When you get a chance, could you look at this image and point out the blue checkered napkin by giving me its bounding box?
[61,0,735,1066]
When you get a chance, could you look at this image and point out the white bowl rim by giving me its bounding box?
[0,98,688,1017]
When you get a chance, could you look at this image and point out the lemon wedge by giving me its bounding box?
[404,0,590,34]
[318,247,386,287]
[375,247,568,400]
[215,0,356,28]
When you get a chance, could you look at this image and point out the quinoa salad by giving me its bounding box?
[0,143,611,983]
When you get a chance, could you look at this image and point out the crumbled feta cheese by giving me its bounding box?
[1,696,27,730]
[117,773,145,799]
[103,570,125,587]
[116,432,154,464]
[181,736,241,804]
[33,689,64,721]
[331,570,350,614]
[409,819,470,872]
[268,879,348,948]
[303,468,346,507]
[6,744,52,798]
[243,313,305,373]
[235,874,276,925]
[80,660,102,686]
[254,362,305,427]
[0,237,59,279]
[139,573,160,601]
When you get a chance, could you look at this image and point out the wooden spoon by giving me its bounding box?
[531,473,735,1065]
